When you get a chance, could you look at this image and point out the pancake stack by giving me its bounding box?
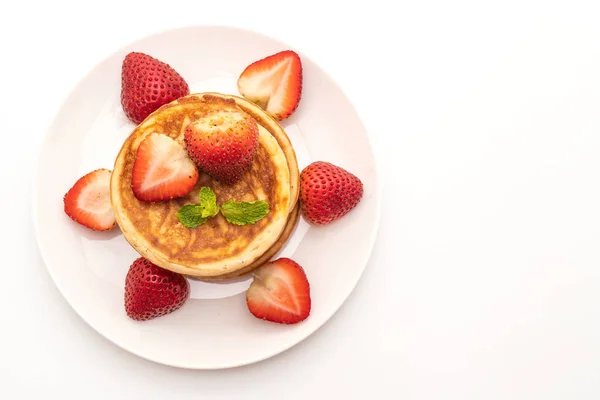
[110,92,300,280]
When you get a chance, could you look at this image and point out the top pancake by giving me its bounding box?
[111,93,298,278]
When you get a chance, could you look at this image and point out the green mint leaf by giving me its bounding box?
[198,186,218,218]
[177,204,208,228]
[220,200,270,226]
[177,187,219,228]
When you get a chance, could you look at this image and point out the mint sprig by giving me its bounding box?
[176,187,219,228]
[176,187,270,228]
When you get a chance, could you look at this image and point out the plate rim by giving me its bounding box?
[31,24,382,370]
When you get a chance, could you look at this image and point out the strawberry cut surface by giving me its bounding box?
[237,50,302,121]
[63,168,116,231]
[131,133,199,202]
[246,258,311,324]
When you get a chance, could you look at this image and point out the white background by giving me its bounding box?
[2,0,600,398]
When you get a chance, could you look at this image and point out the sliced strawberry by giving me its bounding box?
[131,133,199,202]
[246,258,311,324]
[237,50,303,121]
[63,168,116,231]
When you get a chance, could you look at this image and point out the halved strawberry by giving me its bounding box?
[237,50,303,121]
[63,168,116,231]
[131,133,199,202]
[246,258,311,324]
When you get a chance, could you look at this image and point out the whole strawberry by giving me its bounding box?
[299,161,364,225]
[124,257,190,321]
[121,52,190,124]
[184,110,259,185]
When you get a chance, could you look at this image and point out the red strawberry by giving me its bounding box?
[131,133,199,202]
[64,168,116,231]
[299,161,364,225]
[124,257,190,321]
[246,258,311,324]
[237,50,302,121]
[184,110,259,185]
[121,52,190,124]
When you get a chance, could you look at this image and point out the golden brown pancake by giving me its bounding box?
[194,203,300,281]
[110,93,299,278]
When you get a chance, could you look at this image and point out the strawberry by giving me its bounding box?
[63,168,116,231]
[184,110,259,185]
[246,258,311,324]
[299,161,364,225]
[121,52,190,124]
[237,50,303,121]
[124,257,190,321]
[131,133,199,202]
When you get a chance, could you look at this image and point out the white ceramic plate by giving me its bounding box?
[33,25,380,369]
